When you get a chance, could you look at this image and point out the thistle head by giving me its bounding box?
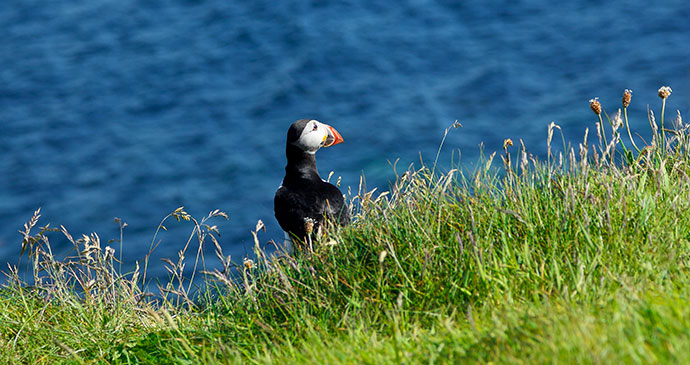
[589,98,602,115]
[622,89,632,108]
[658,86,672,99]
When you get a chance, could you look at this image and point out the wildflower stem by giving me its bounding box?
[661,98,667,154]
[432,121,460,177]
[432,127,450,177]
[618,132,629,157]
[623,107,640,153]
[598,114,608,149]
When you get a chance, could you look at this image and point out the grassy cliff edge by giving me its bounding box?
[2,88,690,363]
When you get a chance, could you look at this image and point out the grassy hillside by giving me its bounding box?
[2,87,689,363]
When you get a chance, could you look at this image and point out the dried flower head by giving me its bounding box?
[378,250,388,264]
[612,109,623,130]
[503,138,513,150]
[304,218,315,235]
[622,89,632,108]
[658,86,672,99]
[104,246,116,261]
[589,98,602,115]
[547,122,561,148]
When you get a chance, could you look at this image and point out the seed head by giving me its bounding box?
[304,218,315,235]
[589,98,602,115]
[658,86,672,99]
[612,109,623,130]
[378,250,387,264]
[503,138,513,150]
[104,246,116,261]
[622,89,632,108]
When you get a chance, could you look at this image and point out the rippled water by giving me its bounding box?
[1,0,688,280]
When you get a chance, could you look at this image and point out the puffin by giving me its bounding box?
[274,119,350,253]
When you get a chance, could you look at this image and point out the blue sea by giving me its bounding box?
[1,0,688,282]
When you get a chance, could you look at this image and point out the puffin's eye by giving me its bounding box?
[312,124,318,131]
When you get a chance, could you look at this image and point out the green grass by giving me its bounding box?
[2,87,689,363]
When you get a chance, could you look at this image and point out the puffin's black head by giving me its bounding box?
[287,119,344,153]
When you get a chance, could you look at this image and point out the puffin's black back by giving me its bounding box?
[274,119,350,247]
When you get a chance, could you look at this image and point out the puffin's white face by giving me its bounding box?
[294,119,343,154]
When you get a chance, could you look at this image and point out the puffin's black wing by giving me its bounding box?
[274,180,349,241]
[320,182,350,227]
[274,185,311,240]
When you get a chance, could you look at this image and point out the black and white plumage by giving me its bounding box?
[274,119,350,252]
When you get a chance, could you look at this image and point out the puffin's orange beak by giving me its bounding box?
[323,125,344,147]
